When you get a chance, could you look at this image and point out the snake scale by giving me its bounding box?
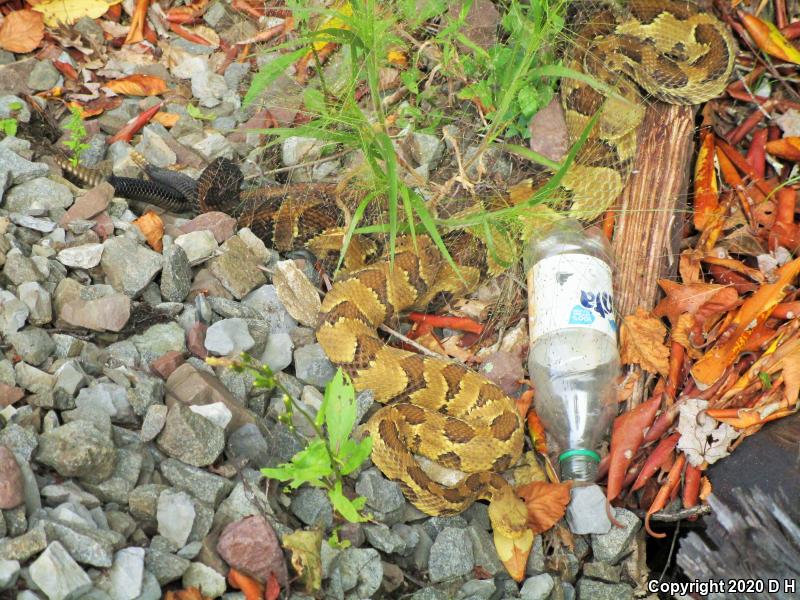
[56,1,734,537]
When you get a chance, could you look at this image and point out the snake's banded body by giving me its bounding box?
[53,0,734,537]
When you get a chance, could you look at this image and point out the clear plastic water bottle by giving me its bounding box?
[525,219,619,483]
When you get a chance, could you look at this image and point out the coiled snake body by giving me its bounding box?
[57,0,733,537]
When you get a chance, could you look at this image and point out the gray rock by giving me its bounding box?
[591,509,641,564]
[208,235,266,299]
[157,489,196,548]
[160,243,192,302]
[205,318,255,356]
[140,404,168,442]
[27,60,60,91]
[258,330,293,373]
[160,458,234,508]
[575,579,634,600]
[0,95,28,121]
[37,420,116,483]
[567,485,612,535]
[81,134,107,167]
[355,468,405,518]
[5,177,72,215]
[135,127,176,168]
[225,423,270,466]
[293,343,335,388]
[364,523,419,556]
[457,579,495,600]
[191,71,229,108]
[466,526,503,576]
[182,562,226,598]
[0,289,29,335]
[4,249,47,284]
[194,131,235,160]
[10,213,56,232]
[290,487,333,528]
[9,327,54,366]
[101,237,163,297]
[15,361,55,395]
[410,588,448,600]
[328,547,382,600]
[75,383,134,423]
[562,582,576,600]
[174,230,218,265]
[131,322,186,366]
[129,484,168,522]
[144,548,190,585]
[526,535,545,576]
[57,243,104,269]
[0,559,20,590]
[81,447,143,504]
[520,573,555,600]
[429,527,474,583]
[17,281,52,325]
[0,528,47,561]
[38,518,117,568]
[242,285,298,333]
[583,562,622,583]
[0,145,48,188]
[127,371,165,415]
[156,403,225,467]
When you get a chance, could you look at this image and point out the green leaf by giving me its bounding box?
[244,47,308,108]
[261,439,333,488]
[337,437,373,475]
[187,104,216,121]
[321,369,356,453]
[328,480,368,522]
[303,88,327,118]
[0,118,17,137]
[759,371,772,389]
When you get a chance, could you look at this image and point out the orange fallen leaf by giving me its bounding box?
[694,130,719,231]
[164,588,211,600]
[0,9,44,54]
[153,111,180,128]
[653,280,738,328]
[740,12,800,64]
[692,256,800,386]
[227,569,263,600]
[526,409,548,454]
[166,0,209,23]
[105,74,168,96]
[133,210,164,252]
[620,308,670,377]
[265,572,280,600]
[766,137,800,161]
[493,528,533,582]
[607,397,660,501]
[124,0,150,44]
[517,480,571,535]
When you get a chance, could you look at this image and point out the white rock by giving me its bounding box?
[29,541,92,600]
[10,213,56,232]
[174,230,218,265]
[566,484,612,535]
[57,243,104,269]
[0,289,30,335]
[105,547,145,600]
[182,562,226,598]
[204,318,255,356]
[189,402,232,429]
[157,489,195,548]
[17,281,52,325]
[282,136,325,167]
[520,573,555,600]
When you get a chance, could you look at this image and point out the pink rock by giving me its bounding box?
[59,293,131,332]
[0,446,24,510]
[60,182,114,226]
[217,516,288,585]
[187,322,208,359]
[180,212,237,243]
[151,350,186,380]
[0,384,24,407]
[91,212,114,241]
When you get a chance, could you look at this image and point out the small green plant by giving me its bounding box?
[62,106,90,167]
[187,104,216,121]
[0,100,23,137]
[209,354,373,523]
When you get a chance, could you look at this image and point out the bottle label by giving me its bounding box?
[528,254,617,342]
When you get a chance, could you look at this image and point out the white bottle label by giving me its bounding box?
[528,254,617,342]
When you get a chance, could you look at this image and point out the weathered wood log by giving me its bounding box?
[611,103,697,407]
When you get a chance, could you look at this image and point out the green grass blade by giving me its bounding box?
[243,47,308,108]
[499,143,562,170]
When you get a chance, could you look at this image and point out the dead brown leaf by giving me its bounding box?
[672,312,703,359]
[0,10,44,54]
[653,280,738,327]
[517,480,572,534]
[620,308,670,377]
[163,588,211,600]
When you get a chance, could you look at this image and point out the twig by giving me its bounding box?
[632,504,712,522]
[257,149,352,177]
[378,323,447,359]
